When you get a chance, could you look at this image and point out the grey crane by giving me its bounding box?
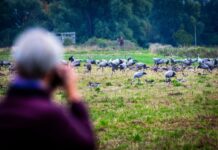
[111,63,119,75]
[197,62,212,73]
[111,59,122,66]
[132,71,147,84]
[0,60,11,69]
[165,70,176,82]
[88,82,100,88]
[127,58,136,67]
[153,58,169,66]
[135,63,148,70]
[119,62,127,72]
[71,60,81,67]
[97,60,108,71]
[68,56,74,62]
[87,59,96,64]
[84,63,92,73]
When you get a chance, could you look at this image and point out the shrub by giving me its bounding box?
[151,46,218,58]
[83,37,140,50]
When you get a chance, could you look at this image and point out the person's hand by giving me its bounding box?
[56,64,82,103]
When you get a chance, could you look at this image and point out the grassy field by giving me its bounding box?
[0,49,218,149]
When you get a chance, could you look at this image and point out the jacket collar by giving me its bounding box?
[6,77,51,100]
[6,85,51,100]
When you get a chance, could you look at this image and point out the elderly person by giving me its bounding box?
[0,28,96,149]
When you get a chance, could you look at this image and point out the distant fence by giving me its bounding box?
[56,32,76,44]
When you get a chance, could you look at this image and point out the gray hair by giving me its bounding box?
[12,28,63,78]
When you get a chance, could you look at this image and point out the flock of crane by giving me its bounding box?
[1,55,218,85]
[66,55,218,83]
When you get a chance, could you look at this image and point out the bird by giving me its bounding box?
[197,54,210,64]
[88,82,100,88]
[68,56,74,62]
[134,71,146,78]
[165,70,176,82]
[197,62,212,73]
[86,59,96,64]
[97,60,108,71]
[120,59,127,63]
[153,58,161,65]
[71,60,81,67]
[151,65,159,72]
[153,58,169,66]
[135,63,148,70]
[127,58,136,67]
[204,59,217,70]
[119,62,127,72]
[68,55,81,67]
[111,59,122,66]
[0,60,11,69]
[84,63,92,73]
[111,63,119,74]
[182,58,197,68]
[133,71,147,84]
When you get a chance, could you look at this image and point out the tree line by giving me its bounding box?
[0,0,217,47]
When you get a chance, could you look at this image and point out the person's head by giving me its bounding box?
[12,28,63,81]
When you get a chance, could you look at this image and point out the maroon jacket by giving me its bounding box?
[0,84,96,149]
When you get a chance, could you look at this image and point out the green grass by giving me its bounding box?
[0,49,218,150]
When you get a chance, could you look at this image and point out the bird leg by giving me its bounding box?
[167,78,171,86]
[137,78,141,85]
[111,71,114,77]
[202,69,206,75]
[131,79,134,85]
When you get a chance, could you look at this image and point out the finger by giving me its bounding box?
[56,64,68,76]
[55,67,64,78]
